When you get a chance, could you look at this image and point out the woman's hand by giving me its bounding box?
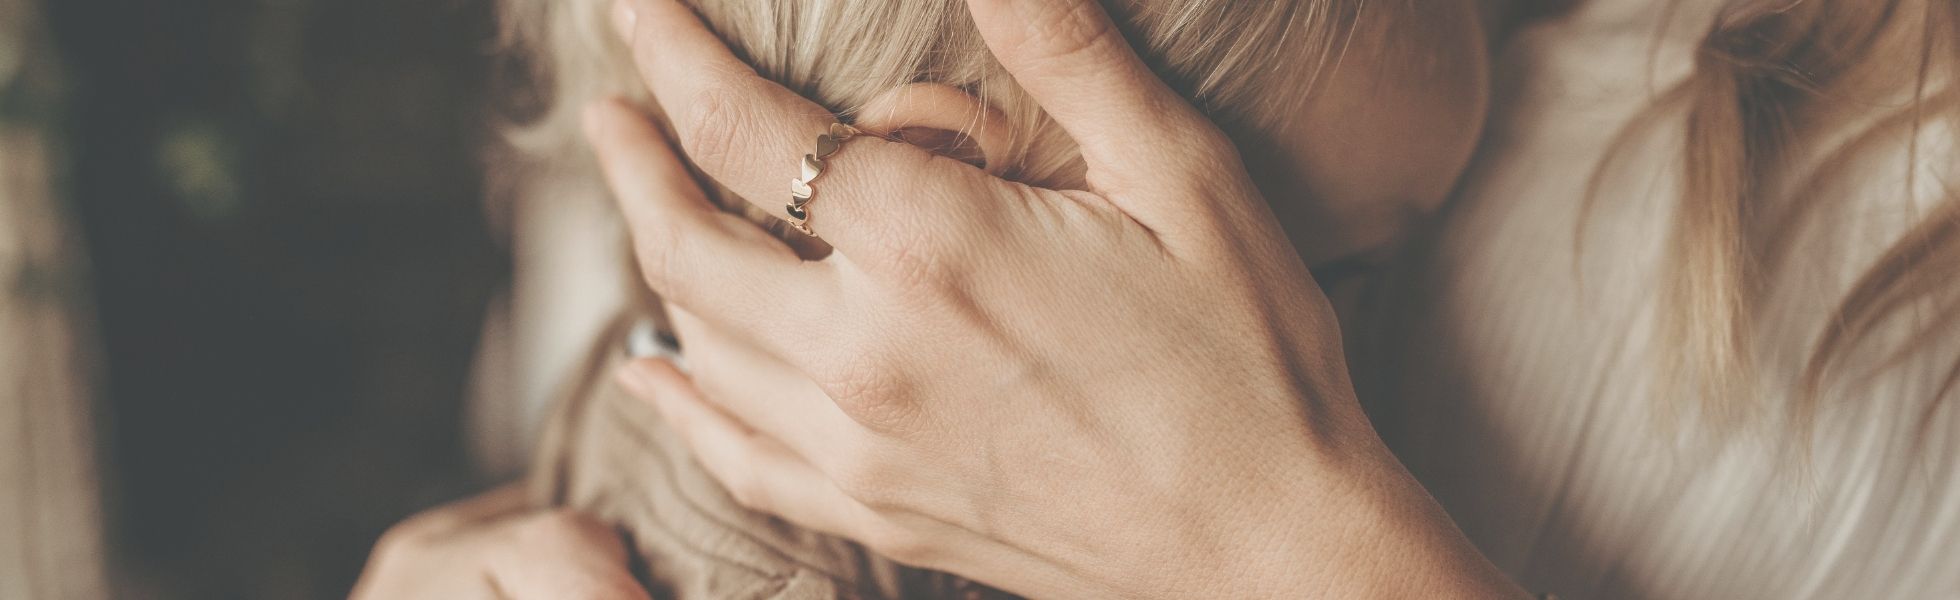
[591,0,1523,597]
[350,485,649,600]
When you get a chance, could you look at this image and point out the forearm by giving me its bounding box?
[1021,440,1523,599]
[1175,445,1527,599]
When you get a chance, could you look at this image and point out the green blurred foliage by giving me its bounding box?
[156,118,244,223]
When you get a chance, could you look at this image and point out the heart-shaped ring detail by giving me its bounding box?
[800,154,825,182]
[779,122,858,239]
[815,134,842,158]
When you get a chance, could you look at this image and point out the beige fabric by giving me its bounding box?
[467,170,632,478]
[1364,2,1960,599]
[0,0,111,595]
[528,316,1010,600]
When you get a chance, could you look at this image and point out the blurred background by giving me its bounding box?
[3,0,512,596]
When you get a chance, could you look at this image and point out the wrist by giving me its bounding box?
[1192,447,1527,599]
[1321,481,1527,599]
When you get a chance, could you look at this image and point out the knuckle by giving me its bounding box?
[835,152,953,285]
[631,224,691,293]
[1016,1,1122,72]
[866,226,947,289]
[820,354,916,432]
[875,237,972,301]
[677,81,749,177]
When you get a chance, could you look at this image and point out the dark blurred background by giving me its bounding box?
[38,0,508,596]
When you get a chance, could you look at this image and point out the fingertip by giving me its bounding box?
[583,98,702,216]
[581,98,636,145]
[615,357,686,401]
[609,0,638,43]
[618,358,761,456]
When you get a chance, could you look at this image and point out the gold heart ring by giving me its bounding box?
[785,122,863,238]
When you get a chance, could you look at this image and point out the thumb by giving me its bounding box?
[961,0,1226,196]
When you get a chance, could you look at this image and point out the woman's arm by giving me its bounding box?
[589,0,1526,597]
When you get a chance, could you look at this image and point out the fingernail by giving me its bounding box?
[611,0,638,43]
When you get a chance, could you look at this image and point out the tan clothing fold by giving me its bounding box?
[529,316,1011,600]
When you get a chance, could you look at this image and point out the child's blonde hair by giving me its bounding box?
[498,0,1366,194]
[1637,1,1960,429]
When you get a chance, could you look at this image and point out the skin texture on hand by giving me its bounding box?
[589,0,1530,597]
[350,485,649,600]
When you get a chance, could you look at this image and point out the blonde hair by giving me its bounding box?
[1616,0,1960,430]
[497,0,1366,196]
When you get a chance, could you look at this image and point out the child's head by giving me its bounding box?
[504,0,1488,262]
